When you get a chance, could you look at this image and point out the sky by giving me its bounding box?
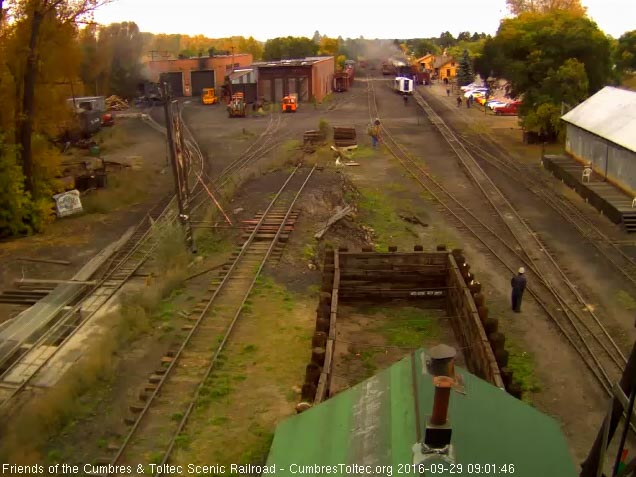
[92,0,635,40]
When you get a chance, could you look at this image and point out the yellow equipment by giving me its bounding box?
[282,94,298,112]
[201,88,218,105]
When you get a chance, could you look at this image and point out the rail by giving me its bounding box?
[366,74,625,397]
[109,164,316,473]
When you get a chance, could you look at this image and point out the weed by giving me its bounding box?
[318,119,330,140]
[96,438,107,449]
[286,389,298,402]
[171,412,184,422]
[47,449,62,463]
[506,340,541,401]
[210,416,229,426]
[242,344,258,353]
[303,243,316,260]
[360,350,378,376]
[616,290,636,310]
[233,374,247,382]
[239,430,275,464]
[306,284,320,296]
[175,434,191,448]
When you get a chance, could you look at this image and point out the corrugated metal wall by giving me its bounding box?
[566,124,636,194]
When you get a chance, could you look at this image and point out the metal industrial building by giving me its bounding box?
[562,86,636,195]
[229,68,258,103]
[253,56,334,103]
[146,53,252,97]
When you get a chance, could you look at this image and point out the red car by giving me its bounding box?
[493,100,522,115]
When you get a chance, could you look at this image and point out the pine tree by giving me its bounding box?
[457,49,474,86]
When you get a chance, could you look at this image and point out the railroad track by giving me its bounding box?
[107,163,315,475]
[366,75,625,396]
[420,93,636,290]
[0,107,207,412]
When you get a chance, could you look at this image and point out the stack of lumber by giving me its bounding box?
[106,95,129,111]
[303,130,325,145]
[333,127,356,147]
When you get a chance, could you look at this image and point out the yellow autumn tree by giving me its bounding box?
[506,0,586,15]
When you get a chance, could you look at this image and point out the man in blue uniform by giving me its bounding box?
[511,267,527,313]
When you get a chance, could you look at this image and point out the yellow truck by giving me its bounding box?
[201,88,218,105]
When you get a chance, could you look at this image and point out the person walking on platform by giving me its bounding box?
[511,267,527,313]
[456,96,462,108]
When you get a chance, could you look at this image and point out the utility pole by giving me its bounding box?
[173,102,196,253]
[161,82,195,253]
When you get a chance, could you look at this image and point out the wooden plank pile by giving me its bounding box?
[106,95,129,111]
[303,130,325,145]
[333,127,356,147]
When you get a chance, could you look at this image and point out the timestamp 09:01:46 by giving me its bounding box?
[399,463,515,474]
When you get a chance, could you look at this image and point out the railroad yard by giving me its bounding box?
[2,70,636,473]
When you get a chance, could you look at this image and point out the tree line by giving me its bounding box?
[1,0,635,238]
[470,0,636,139]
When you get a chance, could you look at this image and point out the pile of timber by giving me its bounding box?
[303,130,325,145]
[333,127,356,147]
[106,95,129,111]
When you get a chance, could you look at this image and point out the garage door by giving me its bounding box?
[159,72,183,97]
[191,70,215,96]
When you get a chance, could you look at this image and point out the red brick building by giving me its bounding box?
[254,57,335,103]
[146,53,252,97]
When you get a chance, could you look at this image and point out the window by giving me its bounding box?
[446,68,451,77]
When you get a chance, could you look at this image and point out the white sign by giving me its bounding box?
[53,190,83,217]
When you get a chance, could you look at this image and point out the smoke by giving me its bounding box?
[138,63,154,82]
[358,39,404,63]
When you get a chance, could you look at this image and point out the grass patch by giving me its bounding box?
[357,187,415,251]
[372,307,440,347]
[81,171,152,214]
[616,290,636,310]
[506,340,541,401]
[352,145,379,160]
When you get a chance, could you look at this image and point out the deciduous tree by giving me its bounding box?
[506,0,586,15]
[8,0,110,195]
[615,30,636,73]
[263,36,318,61]
[478,11,611,137]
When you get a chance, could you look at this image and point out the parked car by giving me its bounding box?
[486,100,508,110]
[460,82,482,91]
[493,100,522,115]
[475,95,488,105]
[463,88,488,98]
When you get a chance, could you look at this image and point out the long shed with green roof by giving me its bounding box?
[266,348,577,476]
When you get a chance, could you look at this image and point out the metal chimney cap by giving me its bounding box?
[429,344,457,360]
